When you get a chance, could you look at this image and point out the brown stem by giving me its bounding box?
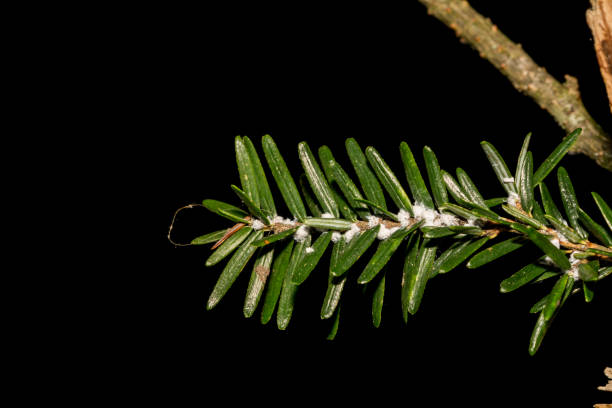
[167,203,204,246]
[537,226,612,262]
[587,0,612,114]
[418,0,612,172]
[270,216,612,262]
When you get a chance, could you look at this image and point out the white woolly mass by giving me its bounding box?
[320,212,334,219]
[377,224,400,240]
[439,212,460,226]
[507,192,520,208]
[343,223,361,242]
[397,209,412,227]
[272,216,296,225]
[540,250,582,281]
[409,202,462,227]
[293,225,311,242]
[331,231,343,243]
[566,252,582,281]
[549,237,560,249]
[305,246,315,254]
[502,177,515,183]
[367,215,381,228]
[567,269,580,281]
[251,219,265,230]
[555,231,568,243]
[411,203,437,226]
[464,218,481,227]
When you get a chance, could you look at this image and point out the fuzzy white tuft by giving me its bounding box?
[502,177,515,183]
[294,225,311,242]
[549,237,560,249]
[541,251,582,280]
[464,218,481,227]
[565,252,582,281]
[439,212,461,226]
[377,225,400,240]
[331,231,343,243]
[397,209,412,227]
[412,203,438,226]
[507,192,520,208]
[367,215,381,228]
[410,203,462,227]
[251,219,265,230]
[567,269,580,281]
[305,246,315,254]
[343,223,361,242]
[272,216,296,226]
[539,250,583,280]
[555,231,569,243]
[320,212,334,219]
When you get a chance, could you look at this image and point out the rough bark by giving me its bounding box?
[587,0,612,113]
[418,0,612,172]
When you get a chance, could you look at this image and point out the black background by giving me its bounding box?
[146,1,612,406]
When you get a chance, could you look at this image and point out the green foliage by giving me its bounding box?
[299,142,339,218]
[405,244,437,315]
[422,146,448,207]
[467,237,525,269]
[175,129,611,355]
[345,138,387,211]
[358,227,415,284]
[191,229,228,245]
[205,227,252,267]
[252,227,298,247]
[332,225,380,278]
[262,135,307,221]
[292,232,332,285]
[206,230,263,310]
[480,140,517,195]
[261,240,293,324]
[401,142,435,209]
[433,236,489,275]
[202,199,248,222]
[244,246,275,318]
[366,146,413,213]
[277,235,311,330]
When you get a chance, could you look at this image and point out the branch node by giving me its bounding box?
[563,74,581,98]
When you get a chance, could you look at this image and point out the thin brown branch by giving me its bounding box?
[587,0,612,113]
[418,0,612,172]
[270,216,612,263]
[167,203,204,246]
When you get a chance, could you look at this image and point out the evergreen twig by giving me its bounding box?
[172,129,611,354]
